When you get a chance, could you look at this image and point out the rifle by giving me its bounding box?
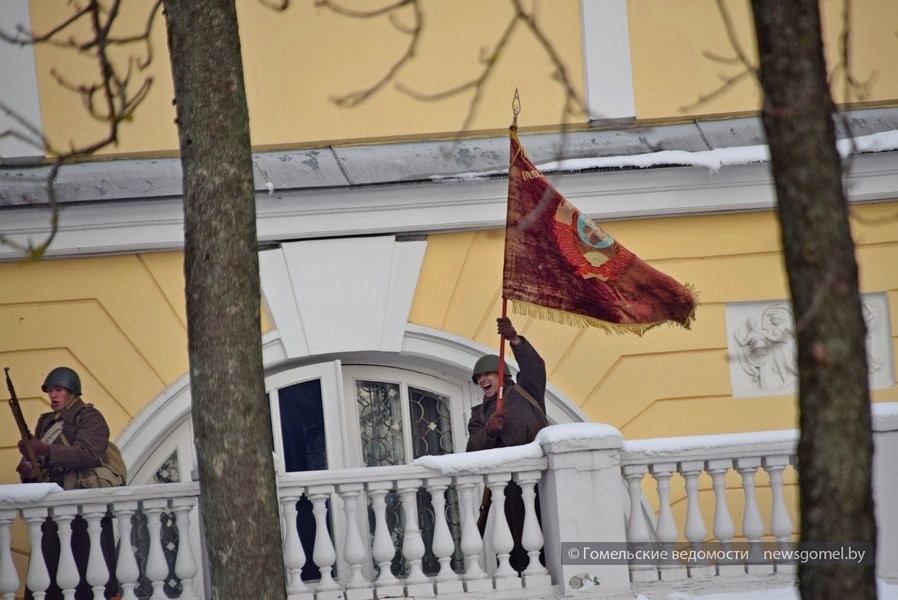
[5,367,48,482]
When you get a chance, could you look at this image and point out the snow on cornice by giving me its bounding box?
[432,129,898,181]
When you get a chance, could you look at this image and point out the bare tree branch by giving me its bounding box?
[316,0,414,19]
[0,0,160,258]
[320,0,423,108]
[680,0,759,113]
[321,0,586,140]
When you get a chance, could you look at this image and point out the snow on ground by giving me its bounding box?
[646,579,898,599]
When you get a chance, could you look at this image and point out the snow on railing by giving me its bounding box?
[620,430,799,582]
[275,456,553,599]
[0,481,201,600]
[4,407,896,598]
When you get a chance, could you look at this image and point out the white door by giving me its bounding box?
[266,360,349,474]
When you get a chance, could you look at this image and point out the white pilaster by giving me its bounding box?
[0,0,44,160]
[579,0,636,122]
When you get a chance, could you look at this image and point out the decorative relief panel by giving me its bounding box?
[726,293,895,398]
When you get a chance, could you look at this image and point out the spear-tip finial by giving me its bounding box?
[512,88,521,126]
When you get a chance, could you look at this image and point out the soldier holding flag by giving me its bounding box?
[467,316,548,572]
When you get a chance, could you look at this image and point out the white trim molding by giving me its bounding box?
[0,0,45,161]
[259,236,427,358]
[2,151,898,261]
[579,0,636,122]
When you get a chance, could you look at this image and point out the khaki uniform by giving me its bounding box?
[24,398,118,600]
[33,398,110,488]
[466,337,548,451]
[466,337,548,573]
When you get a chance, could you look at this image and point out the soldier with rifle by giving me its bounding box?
[7,366,123,600]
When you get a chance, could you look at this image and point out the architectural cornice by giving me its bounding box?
[2,108,898,261]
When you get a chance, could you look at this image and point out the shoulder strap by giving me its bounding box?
[510,384,546,419]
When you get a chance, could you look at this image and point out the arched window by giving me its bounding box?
[267,362,475,473]
[118,326,587,484]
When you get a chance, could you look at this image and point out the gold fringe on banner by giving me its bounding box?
[510,283,699,337]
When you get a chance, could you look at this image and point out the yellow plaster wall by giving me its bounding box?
[409,202,898,439]
[0,253,189,486]
[409,203,898,543]
[28,0,584,156]
[0,251,272,589]
[0,251,273,477]
[628,0,898,120]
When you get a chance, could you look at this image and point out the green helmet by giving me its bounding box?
[471,354,512,383]
[42,366,82,395]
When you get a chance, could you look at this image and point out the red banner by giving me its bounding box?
[503,126,696,334]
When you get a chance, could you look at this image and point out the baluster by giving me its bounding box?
[622,465,656,582]
[736,458,770,574]
[337,483,373,600]
[307,485,340,598]
[706,459,741,576]
[53,505,81,598]
[280,494,311,597]
[679,461,714,579]
[454,475,490,592]
[171,498,199,599]
[650,463,685,581]
[0,510,20,600]
[763,455,795,574]
[396,478,433,597]
[142,499,170,599]
[426,477,463,594]
[82,503,112,600]
[113,501,141,600]
[485,472,520,590]
[516,471,550,589]
[366,482,403,598]
[22,507,50,600]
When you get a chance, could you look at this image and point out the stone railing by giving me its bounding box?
[621,430,799,582]
[275,455,554,600]
[2,403,896,599]
[0,481,202,600]
[618,402,898,586]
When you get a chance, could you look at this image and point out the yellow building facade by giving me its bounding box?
[2,1,898,593]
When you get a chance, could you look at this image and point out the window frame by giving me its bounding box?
[341,365,468,468]
[266,360,350,474]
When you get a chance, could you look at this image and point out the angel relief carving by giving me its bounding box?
[733,304,798,393]
[728,294,895,398]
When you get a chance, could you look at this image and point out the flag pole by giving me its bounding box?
[497,297,508,412]
[497,90,520,413]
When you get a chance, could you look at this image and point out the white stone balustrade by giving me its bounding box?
[3,406,897,599]
[617,407,898,586]
[622,431,799,580]
[274,455,552,599]
[1,482,201,600]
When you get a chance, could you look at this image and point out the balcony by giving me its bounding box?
[2,403,896,599]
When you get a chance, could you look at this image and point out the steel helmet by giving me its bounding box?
[471,354,512,383]
[41,366,82,395]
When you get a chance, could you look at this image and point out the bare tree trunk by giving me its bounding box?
[162,1,287,598]
[750,1,876,598]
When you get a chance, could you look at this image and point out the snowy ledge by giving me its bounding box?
[412,423,622,475]
[0,483,63,506]
[873,401,898,432]
[622,430,798,464]
[433,129,898,180]
[412,404,898,475]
